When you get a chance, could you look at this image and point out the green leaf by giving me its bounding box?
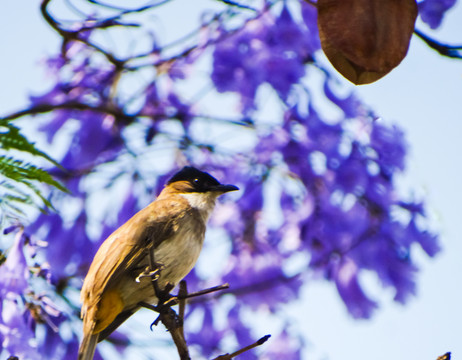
[0,156,67,192]
[0,122,69,220]
[0,121,62,168]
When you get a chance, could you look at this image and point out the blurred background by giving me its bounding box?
[1,1,461,359]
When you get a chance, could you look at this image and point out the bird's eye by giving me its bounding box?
[193,178,200,184]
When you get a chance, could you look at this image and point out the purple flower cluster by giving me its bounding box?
[188,82,439,341]
[0,228,79,359]
[212,5,319,112]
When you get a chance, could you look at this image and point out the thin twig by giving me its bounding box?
[87,0,171,12]
[414,28,462,59]
[0,102,136,124]
[214,0,258,11]
[41,0,125,67]
[178,283,229,300]
[213,335,271,360]
[143,247,191,360]
[437,352,451,360]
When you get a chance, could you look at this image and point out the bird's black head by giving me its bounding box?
[167,166,238,193]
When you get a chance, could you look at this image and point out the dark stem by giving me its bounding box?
[143,247,191,360]
[0,101,136,123]
[436,352,451,360]
[178,283,230,300]
[213,334,271,360]
[414,28,462,59]
[214,0,258,11]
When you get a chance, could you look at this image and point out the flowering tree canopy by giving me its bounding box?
[0,0,458,359]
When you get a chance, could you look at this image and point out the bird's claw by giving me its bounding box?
[135,263,164,283]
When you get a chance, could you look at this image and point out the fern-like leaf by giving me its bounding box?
[0,122,62,168]
[0,122,68,220]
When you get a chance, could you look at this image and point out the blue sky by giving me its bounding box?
[1,2,461,359]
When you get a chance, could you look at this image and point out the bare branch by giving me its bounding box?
[140,248,191,360]
[437,352,451,360]
[214,0,258,11]
[178,283,230,300]
[414,29,462,59]
[213,335,271,360]
[40,0,126,67]
[0,102,136,124]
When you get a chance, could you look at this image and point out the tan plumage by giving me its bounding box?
[78,168,238,360]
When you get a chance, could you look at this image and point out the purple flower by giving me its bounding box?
[254,127,290,165]
[323,79,363,119]
[407,218,440,256]
[140,83,194,131]
[335,143,369,194]
[370,123,407,175]
[232,175,264,244]
[187,305,224,357]
[212,7,316,111]
[301,2,321,52]
[264,6,311,98]
[300,199,370,269]
[365,174,395,210]
[228,304,257,360]
[60,111,123,171]
[418,0,457,29]
[223,248,303,311]
[0,230,29,299]
[39,312,81,360]
[30,212,97,283]
[351,222,419,304]
[265,330,302,360]
[0,300,39,359]
[38,110,71,143]
[212,23,267,111]
[331,257,378,318]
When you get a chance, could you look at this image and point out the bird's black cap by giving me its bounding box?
[167,166,238,193]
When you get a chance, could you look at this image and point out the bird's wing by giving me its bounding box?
[80,197,188,316]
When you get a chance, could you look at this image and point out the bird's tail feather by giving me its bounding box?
[78,332,99,360]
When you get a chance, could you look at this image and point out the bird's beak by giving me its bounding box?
[213,184,239,193]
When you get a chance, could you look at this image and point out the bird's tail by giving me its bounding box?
[78,331,99,360]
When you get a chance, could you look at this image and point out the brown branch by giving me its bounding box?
[0,102,136,124]
[87,0,171,12]
[437,352,451,360]
[41,0,125,68]
[178,283,230,300]
[214,0,258,11]
[139,247,191,360]
[414,29,462,59]
[213,335,271,360]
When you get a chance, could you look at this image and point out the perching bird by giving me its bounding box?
[78,166,238,360]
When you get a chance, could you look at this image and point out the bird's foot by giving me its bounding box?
[135,263,165,283]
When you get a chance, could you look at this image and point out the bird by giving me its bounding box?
[78,166,238,360]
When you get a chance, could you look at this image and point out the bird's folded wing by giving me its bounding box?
[80,198,189,315]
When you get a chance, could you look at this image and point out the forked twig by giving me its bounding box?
[138,251,269,360]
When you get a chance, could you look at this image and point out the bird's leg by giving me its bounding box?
[143,247,179,314]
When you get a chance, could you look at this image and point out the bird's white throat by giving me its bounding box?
[180,192,218,221]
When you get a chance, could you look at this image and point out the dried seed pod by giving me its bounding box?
[318,0,418,84]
